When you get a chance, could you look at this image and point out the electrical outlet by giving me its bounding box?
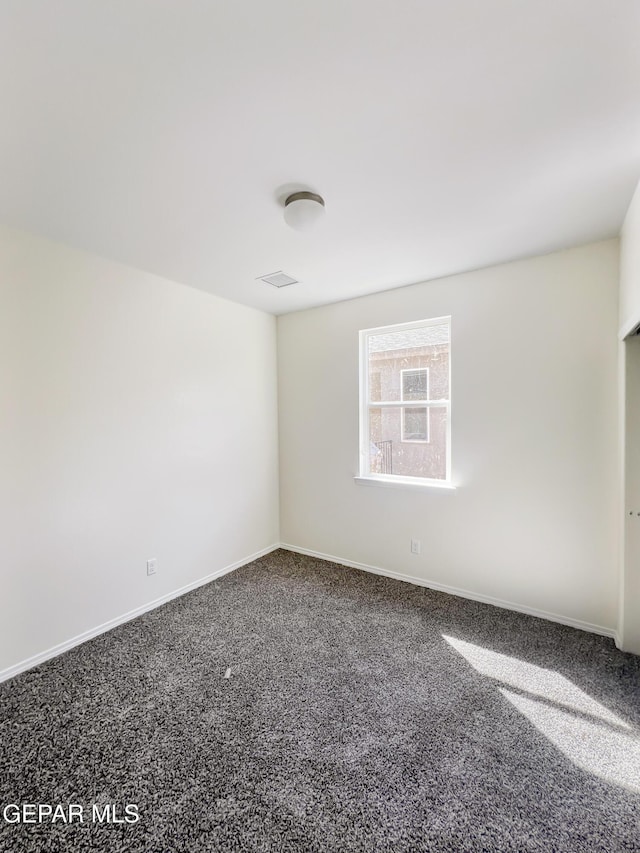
[146,558,158,576]
[411,539,421,555]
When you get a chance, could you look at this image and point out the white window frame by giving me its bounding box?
[400,368,430,443]
[357,316,452,489]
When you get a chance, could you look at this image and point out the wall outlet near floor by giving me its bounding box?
[146,558,158,576]
[411,539,421,555]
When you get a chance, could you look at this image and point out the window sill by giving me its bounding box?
[354,475,457,492]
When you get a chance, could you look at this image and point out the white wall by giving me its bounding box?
[621,336,640,653]
[619,176,640,653]
[620,180,640,336]
[0,226,279,676]
[278,240,620,632]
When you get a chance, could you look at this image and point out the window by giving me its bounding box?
[401,369,429,442]
[359,316,451,485]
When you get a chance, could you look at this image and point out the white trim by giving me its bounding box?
[360,315,452,338]
[3,541,617,685]
[447,316,452,481]
[279,543,617,640]
[369,399,447,408]
[354,474,456,491]
[619,316,640,341]
[0,544,279,684]
[359,326,371,475]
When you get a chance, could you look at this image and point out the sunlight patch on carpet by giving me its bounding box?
[443,634,640,793]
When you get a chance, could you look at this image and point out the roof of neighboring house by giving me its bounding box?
[368,323,449,353]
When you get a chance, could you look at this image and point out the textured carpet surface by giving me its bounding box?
[1,549,639,852]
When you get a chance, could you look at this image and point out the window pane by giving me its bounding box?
[402,368,428,401]
[368,405,448,480]
[402,407,428,441]
[368,323,449,403]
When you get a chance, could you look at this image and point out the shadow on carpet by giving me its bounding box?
[1,549,639,852]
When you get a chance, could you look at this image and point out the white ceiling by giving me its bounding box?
[1,1,639,315]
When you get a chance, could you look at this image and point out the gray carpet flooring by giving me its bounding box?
[1,549,639,852]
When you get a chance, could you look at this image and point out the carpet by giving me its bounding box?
[1,549,639,852]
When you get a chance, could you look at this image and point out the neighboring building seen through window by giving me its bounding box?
[401,368,429,442]
[359,317,451,483]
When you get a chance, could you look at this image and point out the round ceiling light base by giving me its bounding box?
[284,191,325,230]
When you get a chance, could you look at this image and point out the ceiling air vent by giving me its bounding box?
[257,271,299,288]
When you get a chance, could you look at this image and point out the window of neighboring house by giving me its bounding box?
[358,316,451,485]
[401,368,429,442]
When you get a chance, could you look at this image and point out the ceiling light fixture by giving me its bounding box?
[284,191,325,231]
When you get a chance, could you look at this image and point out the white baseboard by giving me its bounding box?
[2,541,619,684]
[279,543,617,640]
[0,544,279,685]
